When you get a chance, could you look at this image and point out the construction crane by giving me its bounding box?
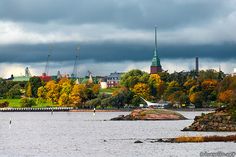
[44,45,53,76]
[44,54,50,76]
[87,70,92,76]
[71,45,80,79]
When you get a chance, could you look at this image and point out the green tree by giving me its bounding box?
[120,69,149,89]
[29,77,43,97]
[158,71,170,82]
[85,98,101,108]
[169,71,188,86]
[164,81,181,100]
[101,97,113,108]
[6,84,22,98]
[199,69,220,81]
[111,87,133,108]
[20,98,36,107]
[0,78,17,98]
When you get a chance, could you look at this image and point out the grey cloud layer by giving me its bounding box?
[0,0,236,64]
[0,0,233,29]
[0,42,236,63]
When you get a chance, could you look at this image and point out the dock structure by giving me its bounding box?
[0,107,73,112]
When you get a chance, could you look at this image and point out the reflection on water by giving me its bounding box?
[0,111,235,157]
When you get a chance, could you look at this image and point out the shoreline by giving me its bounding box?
[69,109,130,112]
[137,135,236,143]
[0,107,215,112]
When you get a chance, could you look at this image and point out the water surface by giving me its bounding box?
[0,111,235,157]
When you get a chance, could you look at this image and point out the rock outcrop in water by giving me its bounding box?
[111,108,187,120]
[138,135,236,143]
[182,108,236,131]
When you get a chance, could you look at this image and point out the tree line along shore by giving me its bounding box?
[0,69,235,115]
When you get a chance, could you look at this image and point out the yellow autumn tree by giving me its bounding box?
[183,79,197,91]
[58,77,71,86]
[201,80,218,93]
[37,86,46,98]
[44,80,60,104]
[69,84,87,107]
[58,93,70,106]
[218,90,233,103]
[148,74,161,88]
[189,92,203,107]
[92,84,100,95]
[132,83,151,100]
[25,82,32,97]
[58,77,72,105]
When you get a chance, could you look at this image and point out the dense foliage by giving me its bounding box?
[0,68,235,110]
[36,78,100,108]
[120,69,234,108]
[20,97,37,107]
[0,78,24,98]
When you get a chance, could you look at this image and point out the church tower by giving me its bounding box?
[150,26,162,74]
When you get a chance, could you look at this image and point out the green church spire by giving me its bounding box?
[151,26,161,67]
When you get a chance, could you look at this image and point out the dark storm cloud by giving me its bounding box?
[0,0,232,29]
[0,0,236,65]
[0,42,236,63]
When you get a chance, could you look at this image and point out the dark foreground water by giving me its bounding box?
[0,111,235,157]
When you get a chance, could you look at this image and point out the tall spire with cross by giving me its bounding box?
[155,25,157,54]
[150,26,162,74]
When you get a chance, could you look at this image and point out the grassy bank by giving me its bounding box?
[0,98,55,108]
[99,88,118,94]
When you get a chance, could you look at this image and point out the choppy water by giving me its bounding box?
[0,111,235,157]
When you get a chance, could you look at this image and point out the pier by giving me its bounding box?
[0,107,73,112]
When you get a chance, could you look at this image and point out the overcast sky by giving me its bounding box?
[1,0,236,78]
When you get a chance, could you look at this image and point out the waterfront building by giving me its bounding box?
[100,81,108,89]
[107,72,123,88]
[12,67,31,82]
[39,73,52,82]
